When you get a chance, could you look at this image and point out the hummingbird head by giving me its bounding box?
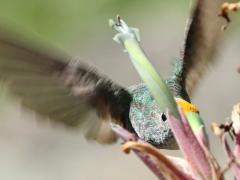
[129,84,178,149]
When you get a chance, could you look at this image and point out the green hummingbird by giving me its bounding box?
[0,0,223,149]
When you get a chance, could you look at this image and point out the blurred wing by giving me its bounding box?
[0,26,132,144]
[181,0,225,95]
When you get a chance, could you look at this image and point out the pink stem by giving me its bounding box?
[111,124,166,179]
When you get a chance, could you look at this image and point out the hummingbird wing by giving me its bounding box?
[181,0,225,96]
[0,26,132,144]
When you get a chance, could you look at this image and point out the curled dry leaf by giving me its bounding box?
[210,103,240,179]
[122,141,194,180]
[231,103,240,159]
[232,103,240,134]
[219,2,240,29]
[211,121,234,138]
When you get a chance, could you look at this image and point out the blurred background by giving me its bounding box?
[0,0,239,179]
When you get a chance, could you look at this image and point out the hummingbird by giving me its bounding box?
[0,0,223,149]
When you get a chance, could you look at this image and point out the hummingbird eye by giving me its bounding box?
[161,113,167,121]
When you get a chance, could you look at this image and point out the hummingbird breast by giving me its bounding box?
[128,84,178,149]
